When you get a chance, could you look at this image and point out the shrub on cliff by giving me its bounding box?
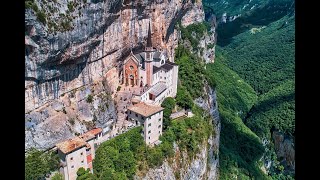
[161,97,176,130]
[86,94,93,103]
[176,86,193,110]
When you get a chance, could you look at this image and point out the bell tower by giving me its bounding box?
[145,21,153,86]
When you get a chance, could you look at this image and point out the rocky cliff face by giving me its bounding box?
[25,0,214,151]
[272,131,295,172]
[138,83,221,180]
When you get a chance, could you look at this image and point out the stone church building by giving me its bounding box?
[122,22,178,105]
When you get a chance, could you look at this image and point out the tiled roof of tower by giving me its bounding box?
[128,102,164,117]
[56,137,86,154]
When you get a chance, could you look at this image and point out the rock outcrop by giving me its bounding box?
[25,0,214,151]
[181,0,205,27]
[272,131,295,171]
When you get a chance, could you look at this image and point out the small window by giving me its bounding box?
[142,117,144,120]
[71,165,74,168]
[81,160,84,164]
[159,131,161,134]
[148,123,151,127]
[158,125,161,128]
[130,111,131,114]
[80,152,83,156]
[164,77,166,80]
[129,65,134,70]
[70,157,73,161]
[149,137,150,139]
[135,113,138,117]
[160,76,162,79]
[148,130,151,134]
[158,118,161,122]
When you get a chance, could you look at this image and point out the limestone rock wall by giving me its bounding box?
[181,0,205,27]
[272,131,295,171]
[25,0,211,151]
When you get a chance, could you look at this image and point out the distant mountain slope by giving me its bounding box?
[220,13,294,95]
[203,0,269,18]
[204,0,294,46]
[204,0,295,178]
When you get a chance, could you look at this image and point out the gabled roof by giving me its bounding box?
[79,128,102,141]
[153,66,161,74]
[56,137,86,154]
[128,102,164,117]
[124,52,140,65]
[161,63,174,71]
[152,61,176,74]
[134,52,146,69]
[56,128,102,154]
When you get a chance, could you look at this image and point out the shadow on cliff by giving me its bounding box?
[165,5,191,42]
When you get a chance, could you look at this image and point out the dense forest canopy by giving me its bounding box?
[204,0,295,179]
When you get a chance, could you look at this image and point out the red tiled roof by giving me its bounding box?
[56,128,102,154]
[79,128,102,141]
[56,137,86,154]
[128,102,164,117]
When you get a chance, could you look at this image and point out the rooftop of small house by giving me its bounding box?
[56,128,102,154]
[128,102,164,117]
[56,137,87,154]
[79,128,102,141]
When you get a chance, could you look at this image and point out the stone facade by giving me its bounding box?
[127,103,164,145]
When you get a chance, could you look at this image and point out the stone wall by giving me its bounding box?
[25,0,209,151]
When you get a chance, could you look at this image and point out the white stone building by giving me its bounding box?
[122,22,179,106]
[127,102,164,145]
[55,128,102,180]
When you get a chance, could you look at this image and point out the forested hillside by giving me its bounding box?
[204,0,295,179]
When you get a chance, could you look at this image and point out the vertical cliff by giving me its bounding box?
[25,0,215,151]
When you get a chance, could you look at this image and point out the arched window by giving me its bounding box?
[129,65,134,70]
[130,74,134,79]
[161,60,164,65]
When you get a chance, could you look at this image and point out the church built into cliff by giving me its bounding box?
[122,22,178,105]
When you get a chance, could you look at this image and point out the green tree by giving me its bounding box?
[176,86,193,110]
[25,148,60,180]
[51,172,64,180]
[161,97,176,130]
[114,151,136,179]
[76,167,96,180]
